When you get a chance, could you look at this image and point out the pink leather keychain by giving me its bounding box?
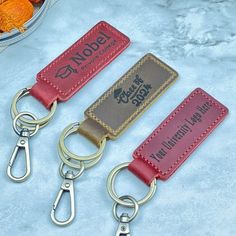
[7,21,130,182]
[107,88,228,236]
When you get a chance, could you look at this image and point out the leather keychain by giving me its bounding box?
[106,88,228,236]
[51,53,178,226]
[7,21,130,182]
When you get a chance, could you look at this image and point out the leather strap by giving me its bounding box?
[30,21,130,108]
[83,53,178,140]
[77,118,108,147]
[129,88,229,185]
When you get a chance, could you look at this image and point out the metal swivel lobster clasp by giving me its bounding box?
[51,170,75,226]
[7,128,31,183]
[116,213,131,236]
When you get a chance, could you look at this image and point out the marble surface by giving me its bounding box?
[0,0,235,235]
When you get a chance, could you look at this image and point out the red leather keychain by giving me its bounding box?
[7,21,130,183]
[107,88,228,236]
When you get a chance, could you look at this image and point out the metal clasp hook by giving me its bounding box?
[7,128,31,182]
[116,213,131,236]
[51,171,75,226]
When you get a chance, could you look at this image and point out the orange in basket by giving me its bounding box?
[30,0,41,3]
[0,0,34,32]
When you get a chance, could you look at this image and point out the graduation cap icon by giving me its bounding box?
[114,88,123,99]
[55,65,78,79]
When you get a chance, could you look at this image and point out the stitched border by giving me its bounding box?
[86,54,178,136]
[37,21,129,96]
[134,89,228,176]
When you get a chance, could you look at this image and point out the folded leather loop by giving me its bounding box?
[128,158,157,186]
[30,81,58,109]
[77,118,108,147]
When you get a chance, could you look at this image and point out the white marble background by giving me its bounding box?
[0,0,235,235]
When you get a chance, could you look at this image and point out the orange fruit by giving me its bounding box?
[0,0,34,32]
[30,0,41,3]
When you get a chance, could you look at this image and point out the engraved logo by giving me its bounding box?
[150,101,213,163]
[114,75,152,107]
[55,31,112,79]
[55,65,78,79]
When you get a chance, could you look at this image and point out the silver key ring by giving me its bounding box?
[107,162,157,207]
[11,87,57,129]
[13,112,39,137]
[113,195,139,222]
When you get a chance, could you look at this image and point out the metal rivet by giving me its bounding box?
[20,140,25,145]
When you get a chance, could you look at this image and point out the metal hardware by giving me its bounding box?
[107,162,157,207]
[11,87,57,129]
[7,128,31,182]
[58,122,106,169]
[116,213,131,236]
[114,195,139,236]
[7,112,39,182]
[59,162,85,180]
[51,171,76,226]
[51,120,106,226]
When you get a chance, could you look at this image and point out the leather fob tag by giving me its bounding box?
[129,88,229,185]
[83,53,178,141]
[30,21,130,108]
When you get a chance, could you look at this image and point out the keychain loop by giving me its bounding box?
[7,112,40,182]
[58,145,103,170]
[13,112,39,137]
[59,122,106,169]
[59,162,85,180]
[107,162,157,207]
[113,195,139,222]
[11,87,57,128]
